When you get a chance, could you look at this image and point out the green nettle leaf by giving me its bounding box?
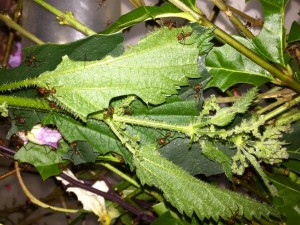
[134,145,280,221]
[0,33,124,84]
[14,142,69,180]
[209,88,258,126]
[205,36,272,91]
[160,138,225,176]
[42,112,133,166]
[252,0,288,65]
[31,26,206,120]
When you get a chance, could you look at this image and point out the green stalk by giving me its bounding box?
[33,0,96,36]
[211,0,255,39]
[0,13,44,45]
[0,95,51,110]
[112,115,194,136]
[167,0,300,93]
[99,162,140,188]
[263,95,300,121]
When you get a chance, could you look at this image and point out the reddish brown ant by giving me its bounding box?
[103,106,114,118]
[37,87,56,97]
[23,54,43,67]
[49,101,57,108]
[228,206,239,225]
[158,131,172,146]
[9,134,25,150]
[177,30,192,45]
[162,20,177,30]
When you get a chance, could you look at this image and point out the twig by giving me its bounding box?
[2,0,23,68]
[0,13,44,45]
[15,162,79,213]
[33,0,96,36]
[210,0,255,39]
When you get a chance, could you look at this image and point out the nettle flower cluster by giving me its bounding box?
[231,116,290,175]
[195,88,290,177]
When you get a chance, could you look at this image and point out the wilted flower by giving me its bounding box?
[17,124,62,148]
[57,169,113,225]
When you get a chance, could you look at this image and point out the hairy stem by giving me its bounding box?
[0,95,51,110]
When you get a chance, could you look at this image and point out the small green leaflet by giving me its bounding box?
[134,144,280,221]
[33,26,210,120]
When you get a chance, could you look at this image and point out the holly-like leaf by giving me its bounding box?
[206,36,272,91]
[252,0,288,65]
[14,142,69,180]
[268,173,300,224]
[134,144,280,222]
[32,26,207,120]
[288,21,300,43]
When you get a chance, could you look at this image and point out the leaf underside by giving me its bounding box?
[33,27,203,120]
[134,145,280,222]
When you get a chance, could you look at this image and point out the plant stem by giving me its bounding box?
[99,162,141,188]
[211,0,255,39]
[167,0,300,93]
[227,5,263,27]
[0,13,44,45]
[263,95,300,121]
[33,0,96,36]
[2,0,23,68]
[0,95,51,110]
[112,115,194,136]
[15,162,79,213]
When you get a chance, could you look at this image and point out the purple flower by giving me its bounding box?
[23,124,62,148]
[8,42,22,68]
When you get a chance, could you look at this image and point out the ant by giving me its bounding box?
[103,106,114,118]
[37,87,56,97]
[162,20,177,30]
[66,141,83,162]
[48,101,62,110]
[9,133,25,150]
[23,55,43,67]
[193,83,202,99]
[123,107,132,116]
[177,30,192,45]
[158,131,172,146]
[228,206,239,225]
[12,113,26,126]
